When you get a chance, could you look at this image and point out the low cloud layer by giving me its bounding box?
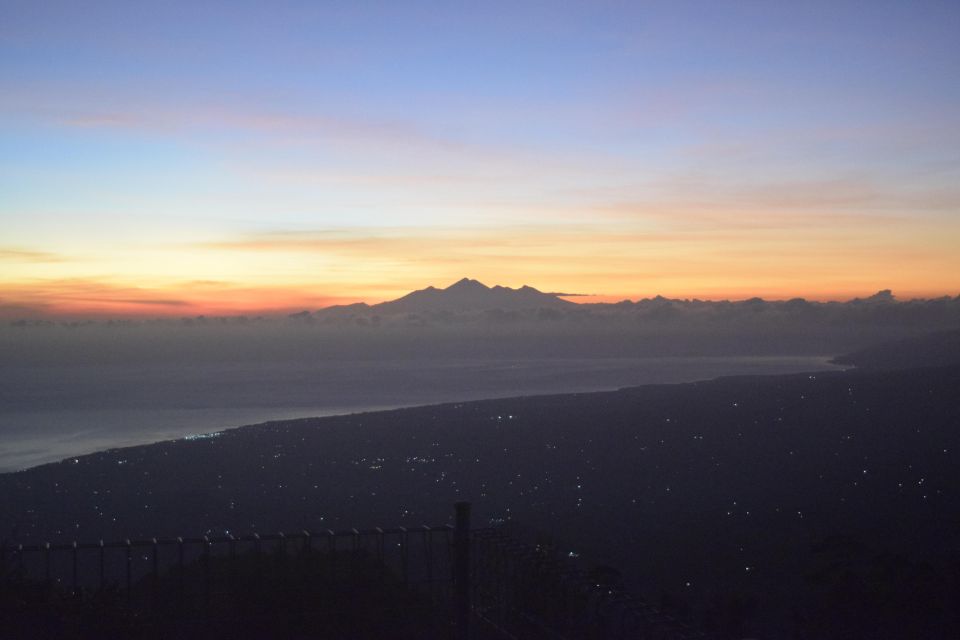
[3,289,958,366]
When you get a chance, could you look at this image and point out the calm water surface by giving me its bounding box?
[0,356,841,471]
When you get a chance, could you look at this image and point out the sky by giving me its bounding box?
[2,0,959,317]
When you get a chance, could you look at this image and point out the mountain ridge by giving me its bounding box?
[319,278,574,316]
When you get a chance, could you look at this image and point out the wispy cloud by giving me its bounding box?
[88,298,190,306]
[0,278,356,319]
[58,112,142,129]
[0,247,68,263]
[38,103,465,154]
[553,174,960,233]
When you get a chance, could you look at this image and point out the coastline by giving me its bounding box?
[0,355,842,473]
[3,360,958,637]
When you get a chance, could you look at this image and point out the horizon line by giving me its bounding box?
[3,283,959,322]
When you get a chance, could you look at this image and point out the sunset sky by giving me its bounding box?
[2,1,959,317]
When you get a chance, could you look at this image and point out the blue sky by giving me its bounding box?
[2,1,959,314]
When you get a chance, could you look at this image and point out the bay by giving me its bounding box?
[0,356,840,471]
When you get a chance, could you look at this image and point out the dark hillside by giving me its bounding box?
[3,365,959,637]
[833,329,960,370]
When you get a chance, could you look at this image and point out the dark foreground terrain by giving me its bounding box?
[3,358,959,637]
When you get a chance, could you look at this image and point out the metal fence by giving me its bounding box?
[1,526,457,598]
[471,526,708,640]
[2,526,460,638]
[1,503,707,639]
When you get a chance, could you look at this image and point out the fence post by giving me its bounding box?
[44,542,51,586]
[99,540,105,590]
[71,541,79,596]
[453,501,471,639]
[125,539,132,607]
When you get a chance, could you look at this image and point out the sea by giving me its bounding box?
[0,356,841,472]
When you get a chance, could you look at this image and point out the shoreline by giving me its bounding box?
[3,360,957,638]
[1,354,843,474]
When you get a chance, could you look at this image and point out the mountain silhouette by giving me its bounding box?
[319,278,574,316]
[376,278,574,313]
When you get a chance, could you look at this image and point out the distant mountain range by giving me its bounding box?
[309,279,960,322]
[318,278,574,316]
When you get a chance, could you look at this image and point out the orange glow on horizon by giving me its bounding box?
[2,279,957,320]
[4,4,959,323]
[0,281,362,319]
[2,217,959,319]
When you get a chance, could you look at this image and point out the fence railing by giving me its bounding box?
[1,526,457,596]
[2,518,464,638]
[471,526,708,640]
[1,502,707,639]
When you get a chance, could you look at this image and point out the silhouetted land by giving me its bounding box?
[833,328,960,370]
[3,360,960,637]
